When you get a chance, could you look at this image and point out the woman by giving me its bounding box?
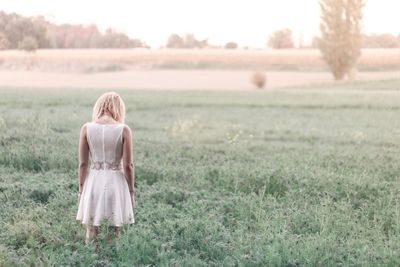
[76,91,135,249]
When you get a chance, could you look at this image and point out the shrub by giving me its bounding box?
[225,42,238,49]
[250,72,267,89]
[166,34,184,48]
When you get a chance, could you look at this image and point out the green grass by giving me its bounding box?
[1,80,400,266]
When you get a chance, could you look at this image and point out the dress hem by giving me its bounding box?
[76,218,135,227]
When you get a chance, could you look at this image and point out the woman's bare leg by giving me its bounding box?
[107,226,121,249]
[85,225,100,252]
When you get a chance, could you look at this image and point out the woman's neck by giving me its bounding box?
[97,114,117,123]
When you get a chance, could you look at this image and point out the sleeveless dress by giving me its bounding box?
[76,122,135,226]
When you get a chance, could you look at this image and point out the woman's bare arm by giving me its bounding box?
[122,125,135,196]
[78,123,89,193]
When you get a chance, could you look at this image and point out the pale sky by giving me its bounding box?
[1,0,399,48]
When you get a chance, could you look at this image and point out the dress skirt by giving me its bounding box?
[76,169,134,226]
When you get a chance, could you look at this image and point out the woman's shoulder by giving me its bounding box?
[121,123,132,132]
[80,122,92,133]
[121,123,133,139]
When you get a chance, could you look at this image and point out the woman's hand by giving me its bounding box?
[130,192,135,209]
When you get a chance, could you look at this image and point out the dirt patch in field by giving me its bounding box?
[0,70,399,90]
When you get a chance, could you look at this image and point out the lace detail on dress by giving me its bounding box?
[90,161,122,170]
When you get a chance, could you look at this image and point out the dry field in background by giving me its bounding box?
[0,70,399,90]
[0,48,399,73]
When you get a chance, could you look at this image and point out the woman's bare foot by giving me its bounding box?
[106,226,121,251]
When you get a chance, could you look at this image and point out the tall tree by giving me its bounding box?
[318,0,364,80]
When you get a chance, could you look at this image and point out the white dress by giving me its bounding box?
[76,122,134,226]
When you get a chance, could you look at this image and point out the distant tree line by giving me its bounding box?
[0,11,148,51]
[362,33,400,48]
[166,33,210,49]
[267,28,400,49]
[1,10,399,52]
[165,30,400,50]
[166,33,243,50]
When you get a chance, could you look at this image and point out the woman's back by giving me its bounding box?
[87,122,124,169]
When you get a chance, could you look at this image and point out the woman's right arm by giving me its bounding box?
[122,125,135,208]
[78,123,89,194]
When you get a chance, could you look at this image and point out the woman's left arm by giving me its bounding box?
[78,123,89,194]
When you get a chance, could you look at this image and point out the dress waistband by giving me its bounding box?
[90,161,122,170]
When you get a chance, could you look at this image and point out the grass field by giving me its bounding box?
[1,80,400,266]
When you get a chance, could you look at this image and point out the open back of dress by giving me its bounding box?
[76,122,134,226]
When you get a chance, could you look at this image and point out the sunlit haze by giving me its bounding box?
[1,0,399,48]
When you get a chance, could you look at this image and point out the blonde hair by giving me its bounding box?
[92,91,126,123]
